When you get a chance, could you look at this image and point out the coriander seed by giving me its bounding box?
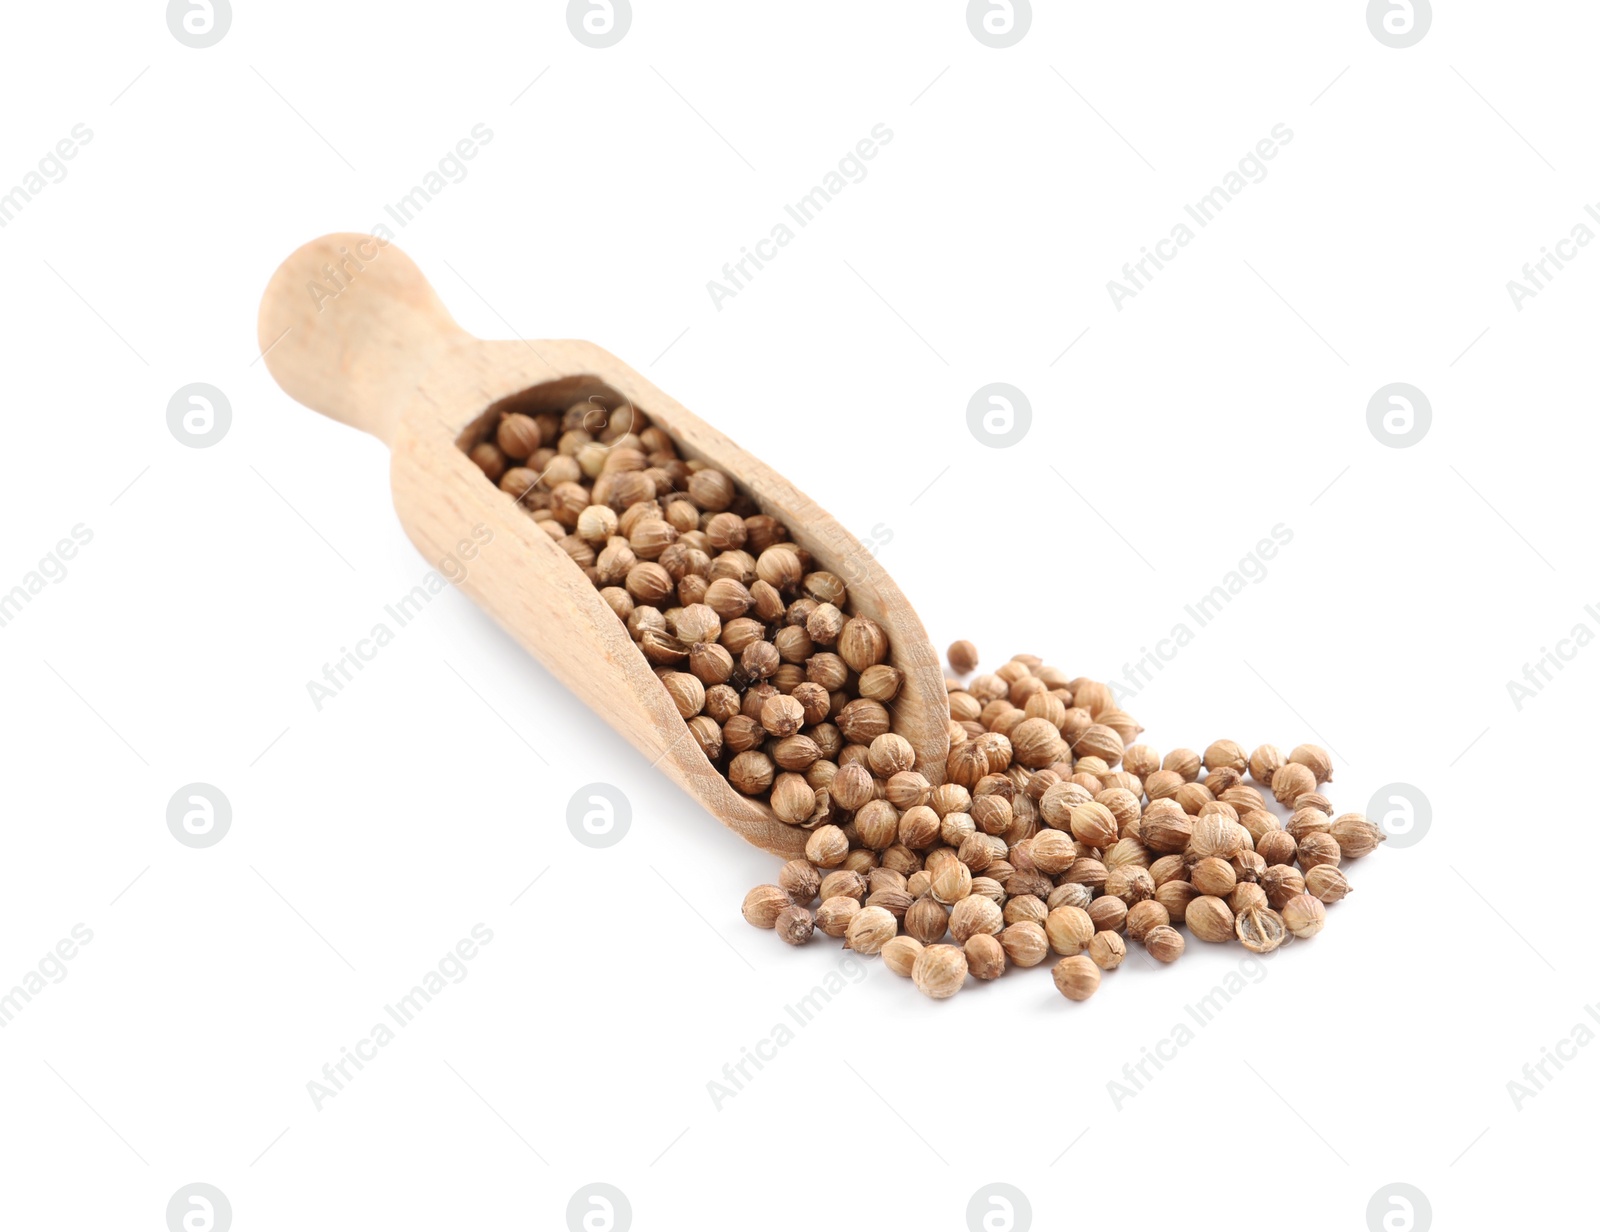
[964,933,1006,980]
[1000,921,1050,967]
[1045,905,1095,956]
[805,825,849,869]
[905,896,950,944]
[1234,905,1287,954]
[1271,762,1317,806]
[1330,813,1386,858]
[912,944,968,999]
[774,905,814,945]
[819,896,870,934]
[882,935,924,977]
[1125,900,1169,943]
[845,905,897,955]
[1144,925,1186,963]
[1289,743,1334,783]
[1282,893,1326,939]
[1297,832,1342,871]
[1185,895,1235,943]
[741,885,790,929]
[1304,864,1352,903]
[1052,954,1101,1001]
[1088,931,1126,970]
[949,895,1004,943]
[778,859,820,903]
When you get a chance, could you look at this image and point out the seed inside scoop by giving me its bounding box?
[466,395,899,829]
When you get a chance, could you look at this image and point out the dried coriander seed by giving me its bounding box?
[1087,895,1127,934]
[998,921,1049,967]
[882,935,924,977]
[1154,879,1199,922]
[1203,739,1248,774]
[1185,895,1235,943]
[778,859,820,903]
[865,888,913,920]
[1289,743,1334,783]
[912,944,968,999]
[728,750,775,796]
[805,825,849,868]
[1051,954,1101,1001]
[905,896,950,944]
[931,859,972,905]
[1191,856,1237,897]
[816,896,860,938]
[1282,893,1327,938]
[774,905,814,946]
[1045,905,1095,956]
[1088,931,1126,971]
[1262,865,1306,910]
[838,616,889,672]
[1297,832,1342,871]
[949,895,1003,943]
[1234,905,1286,954]
[1330,813,1386,858]
[1125,900,1169,943]
[770,774,816,826]
[964,933,1006,980]
[1144,925,1186,963]
[1304,864,1352,903]
[741,885,790,929]
[845,905,897,955]
[1271,762,1317,806]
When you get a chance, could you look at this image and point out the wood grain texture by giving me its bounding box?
[259,234,948,856]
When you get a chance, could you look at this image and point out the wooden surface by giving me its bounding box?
[258,234,948,856]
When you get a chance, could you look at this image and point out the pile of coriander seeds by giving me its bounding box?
[743,642,1386,1002]
[466,398,904,826]
[465,401,1387,1003]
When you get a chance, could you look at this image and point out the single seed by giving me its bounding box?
[1088,931,1126,970]
[912,944,968,999]
[1052,954,1101,1001]
[741,885,790,929]
[845,905,897,955]
[1282,893,1327,939]
[1234,905,1286,954]
[964,933,1006,980]
[1144,925,1186,963]
[774,905,814,945]
[882,935,924,977]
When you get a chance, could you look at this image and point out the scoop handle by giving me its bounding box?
[256,233,473,447]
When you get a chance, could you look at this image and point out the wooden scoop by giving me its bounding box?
[257,234,948,855]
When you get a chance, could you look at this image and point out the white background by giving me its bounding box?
[1,2,1594,1229]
